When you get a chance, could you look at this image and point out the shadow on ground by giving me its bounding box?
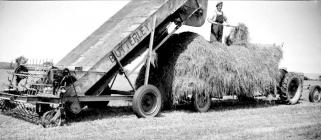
[67,97,289,124]
[66,106,134,123]
[171,97,286,113]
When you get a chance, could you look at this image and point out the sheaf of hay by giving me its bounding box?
[225,23,249,46]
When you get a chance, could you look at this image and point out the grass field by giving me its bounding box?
[0,69,321,139]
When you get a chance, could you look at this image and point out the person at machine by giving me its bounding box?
[208,1,228,43]
[16,76,31,93]
[14,57,28,86]
[12,57,36,94]
[48,68,77,95]
[60,68,77,87]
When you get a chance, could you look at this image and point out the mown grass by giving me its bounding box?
[1,99,320,140]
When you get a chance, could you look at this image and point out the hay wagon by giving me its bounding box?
[0,0,306,127]
[0,0,208,127]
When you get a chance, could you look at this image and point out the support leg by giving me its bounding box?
[144,15,157,85]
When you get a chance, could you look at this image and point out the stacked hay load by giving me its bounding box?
[136,25,283,111]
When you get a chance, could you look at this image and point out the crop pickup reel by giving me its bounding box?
[0,63,77,127]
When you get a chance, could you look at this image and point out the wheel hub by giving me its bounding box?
[313,90,321,102]
[141,93,156,114]
[288,79,299,99]
[197,93,208,108]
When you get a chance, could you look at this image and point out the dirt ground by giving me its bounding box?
[0,69,321,140]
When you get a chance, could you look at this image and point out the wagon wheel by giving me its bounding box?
[41,109,63,127]
[132,85,162,118]
[309,85,321,102]
[192,92,211,112]
[280,72,302,104]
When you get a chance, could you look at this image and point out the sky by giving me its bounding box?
[0,1,320,74]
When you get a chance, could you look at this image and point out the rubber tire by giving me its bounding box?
[132,85,162,118]
[309,85,321,102]
[192,92,211,112]
[86,101,109,109]
[278,69,287,83]
[280,72,303,104]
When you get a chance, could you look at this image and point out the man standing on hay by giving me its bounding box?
[208,1,228,43]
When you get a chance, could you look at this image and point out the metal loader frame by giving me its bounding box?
[0,3,205,127]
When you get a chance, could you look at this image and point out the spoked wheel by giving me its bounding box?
[41,109,63,128]
[280,72,303,104]
[309,85,321,102]
[132,85,162,118]
[192,92,211,112]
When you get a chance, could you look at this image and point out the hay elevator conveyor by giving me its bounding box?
[0,0,208,127]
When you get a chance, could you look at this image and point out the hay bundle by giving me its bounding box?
[225,23,249,46]
[135,32,282,108]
